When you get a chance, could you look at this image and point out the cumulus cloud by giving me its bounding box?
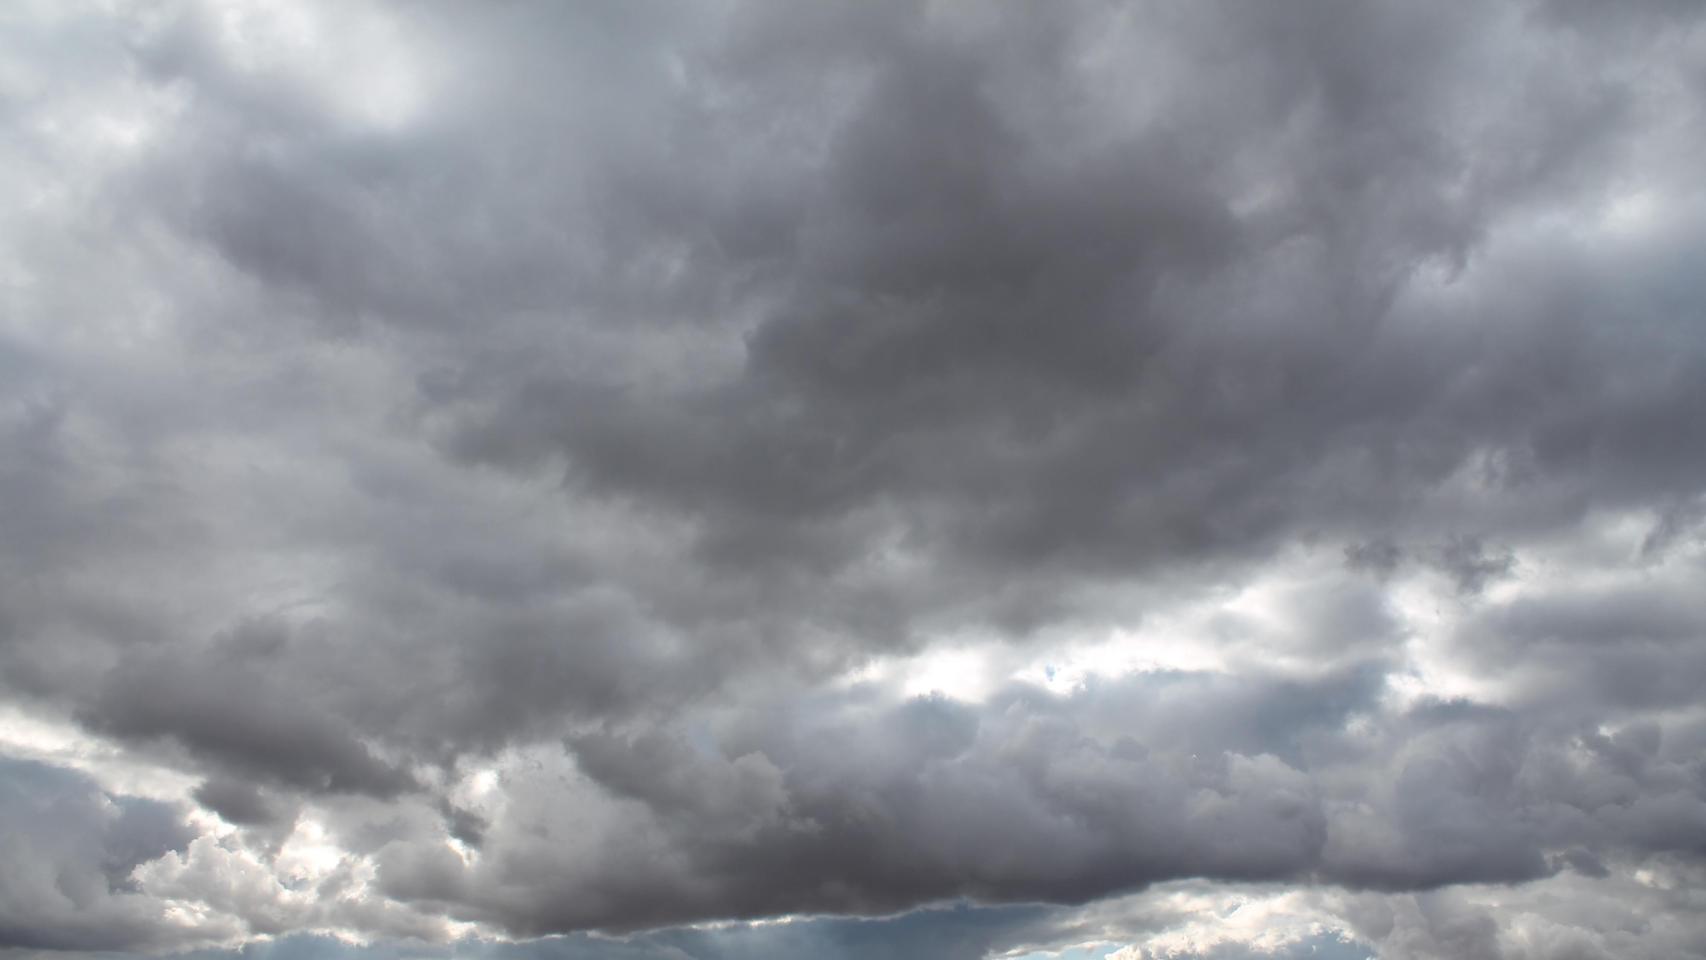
[2,0,1706,957]
[0,758,195,952]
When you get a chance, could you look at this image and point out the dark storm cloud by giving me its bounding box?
[437,0,1706,606]
[192,778,294,830]
[2,0,1706,956]
[80,636,418,799]
[370,675,1706,935]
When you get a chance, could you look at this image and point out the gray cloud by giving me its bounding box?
[2,0,1705,956]
[0,759,195,952]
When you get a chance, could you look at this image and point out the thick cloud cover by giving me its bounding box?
[3,0,1706,957]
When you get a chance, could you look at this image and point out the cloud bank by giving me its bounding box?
[2,1,1705,957]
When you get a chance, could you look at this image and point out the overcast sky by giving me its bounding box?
[2,1,1705,958]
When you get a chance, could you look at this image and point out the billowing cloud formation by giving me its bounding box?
[0,759,193,952]
[2,0,1706,957]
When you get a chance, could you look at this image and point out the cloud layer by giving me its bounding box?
[2,1,1705,957]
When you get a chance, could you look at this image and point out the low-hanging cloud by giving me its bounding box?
[2,1,1706,958]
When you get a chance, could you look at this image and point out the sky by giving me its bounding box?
[1,0,1704,958]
